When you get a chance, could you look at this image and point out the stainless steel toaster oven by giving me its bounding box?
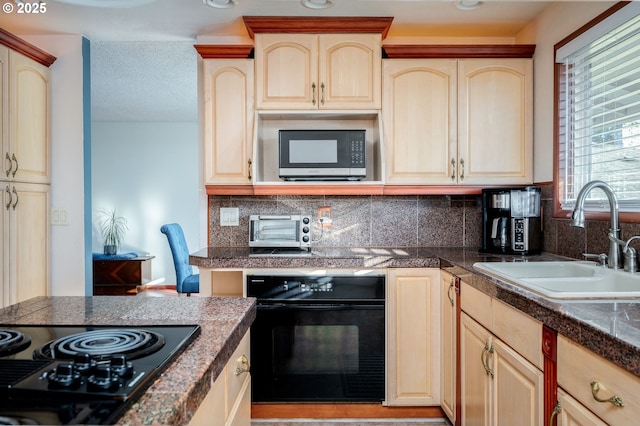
[249,215,311,250]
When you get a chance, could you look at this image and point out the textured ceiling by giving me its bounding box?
[2,0,569,122]
[90,41,198,122]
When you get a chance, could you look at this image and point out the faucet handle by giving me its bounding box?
[625,247,638,273]
[583,253,608,266]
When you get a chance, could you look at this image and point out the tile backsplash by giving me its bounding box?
[209,194,483,248]
[208,183,640,261]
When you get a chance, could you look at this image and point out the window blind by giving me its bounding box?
[559,11,640,211]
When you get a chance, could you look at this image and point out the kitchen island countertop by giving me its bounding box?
[191,246,640,377]
[0,295,256,425]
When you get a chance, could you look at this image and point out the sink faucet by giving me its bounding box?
[609,234,640,273]
[570,180,621,269]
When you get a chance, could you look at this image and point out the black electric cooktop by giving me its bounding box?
[0,324,200,425]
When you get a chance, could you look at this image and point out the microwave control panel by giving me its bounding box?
[350,133,366,167]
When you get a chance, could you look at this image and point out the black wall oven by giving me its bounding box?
[247,270,385,403]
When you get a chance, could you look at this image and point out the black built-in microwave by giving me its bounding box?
[278,129,366,181]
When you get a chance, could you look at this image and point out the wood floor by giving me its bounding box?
[251,405,450,425]
[135,284,178,296]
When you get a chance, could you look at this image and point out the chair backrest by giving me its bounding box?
[160,223,194,292]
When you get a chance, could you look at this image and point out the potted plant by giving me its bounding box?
[98,208,128,255]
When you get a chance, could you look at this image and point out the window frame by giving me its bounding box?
[553,1,640,224]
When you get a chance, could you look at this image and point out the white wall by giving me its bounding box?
[91,122,199,286]
[23,35,87,296]
[516,1,615,183]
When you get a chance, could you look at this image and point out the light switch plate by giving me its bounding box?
[220,207,239,226]
[51,207,69,226]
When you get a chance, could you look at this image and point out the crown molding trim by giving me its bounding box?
[194,45,253,59]
[383,44,536,59]
[0,29,57,67]
[243,16,394,39]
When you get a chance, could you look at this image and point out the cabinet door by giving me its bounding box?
[1,184,8,308]
[8,182,50,305]
[557,388,607,426]
[0,46,8,182]
[8,50,50,184]
[440,271,457,424]
[386,268,441,405]
[255,34,317,109]
[202,60,254,184]
[382,60,457,185]
[460,312,492,426]
[458,59,532,185]
[190,330,250,426]
[319,34,381,109]
[189,367,225,426]
[492,337,544,426]
[225,331,250,425]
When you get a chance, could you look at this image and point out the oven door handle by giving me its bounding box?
[257,303,383,310]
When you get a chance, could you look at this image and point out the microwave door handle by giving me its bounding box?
[258,215,293,220]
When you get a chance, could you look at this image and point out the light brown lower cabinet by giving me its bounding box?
[386,268,441,406]
[460,312,543,426]
[460,281,543,426]
[556,334,640,426]
[440,271,458,424]
[190,331,251,426]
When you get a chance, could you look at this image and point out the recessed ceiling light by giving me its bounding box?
[301,0,334,10]
[203,0,237,8]
[56,0,156,8]
[455,0,484,11]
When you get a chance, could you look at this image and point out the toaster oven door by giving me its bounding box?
[250,216,302,248]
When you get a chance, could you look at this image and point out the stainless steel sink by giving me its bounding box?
[473,261,640,299]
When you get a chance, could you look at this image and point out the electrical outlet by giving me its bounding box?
[317,206,332,227]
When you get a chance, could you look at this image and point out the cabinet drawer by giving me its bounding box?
[558,334,640,425]
[225,331,250,413]
[460,281,491,329]
[557,388,607,426]
[492,299,542,370]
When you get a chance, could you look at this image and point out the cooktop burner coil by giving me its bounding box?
[0,330,31,358]
[33,328,166,361]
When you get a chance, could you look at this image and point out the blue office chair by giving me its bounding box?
[160,223,199,296]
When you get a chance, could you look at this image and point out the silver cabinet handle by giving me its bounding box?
[450,158,456,181]
[447,278,455,306]
[320,82,325,105]
[11,187,18,210]
[5,153,11,178]
[311,82,317,105]
[4,185,10,211]
[549,401,561,426]
[591,381,624,407]
[481,340,494,378]
[459,158,465,181]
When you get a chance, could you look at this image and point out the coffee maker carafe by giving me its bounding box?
[481,187,542,255]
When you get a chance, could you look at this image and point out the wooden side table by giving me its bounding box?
[93,255,154,296]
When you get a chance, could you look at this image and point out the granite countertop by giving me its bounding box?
[191,246,640,377]
[0,295,256,425]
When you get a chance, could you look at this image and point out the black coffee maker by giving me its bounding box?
[481,187,542,255]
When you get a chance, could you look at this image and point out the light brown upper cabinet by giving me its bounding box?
[2,47,51,185]
[383,58,533,186]
[201,59,254,186]
[255,34,382,110]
